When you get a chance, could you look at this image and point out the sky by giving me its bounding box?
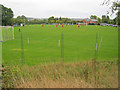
[0,0,117,19]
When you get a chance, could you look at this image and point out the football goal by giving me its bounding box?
[1,26,14,42]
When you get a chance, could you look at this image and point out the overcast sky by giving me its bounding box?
[0,0,116,19]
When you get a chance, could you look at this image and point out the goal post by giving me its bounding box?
[2,26,14,42]
[0,27,2,42]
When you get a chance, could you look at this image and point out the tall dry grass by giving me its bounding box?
[2,60,118,88]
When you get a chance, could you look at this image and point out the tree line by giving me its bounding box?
[1,4,119,26]
[90,15,118,25]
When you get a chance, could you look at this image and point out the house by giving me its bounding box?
[71,18,83,22]
[83,18,98,24]
[78,23,86,25]
[71,18,98,25]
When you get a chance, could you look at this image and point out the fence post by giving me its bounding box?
[118,1,120,89]
[61,30,64,62]
[21,31,24,64]
[0,4,2,89]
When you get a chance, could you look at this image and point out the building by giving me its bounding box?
[71,18,98,25]
[71,18,83,22]
[83,18,98,24]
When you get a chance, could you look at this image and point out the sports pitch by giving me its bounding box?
[2,25,118,65]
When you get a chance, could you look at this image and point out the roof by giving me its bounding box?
[84,18,90,21]
[71,18,98,22]
[91,19,98,22]
[71,18,83,21]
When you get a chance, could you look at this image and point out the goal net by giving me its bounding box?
[1,26,14,42]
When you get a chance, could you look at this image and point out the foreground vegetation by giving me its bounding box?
[2,61,118,88]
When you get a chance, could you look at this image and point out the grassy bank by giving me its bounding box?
[2,60,118,88]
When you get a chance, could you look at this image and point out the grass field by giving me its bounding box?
[2,25,118,65]
[1,25,118,88]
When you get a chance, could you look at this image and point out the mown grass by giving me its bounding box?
[2,25,118,65]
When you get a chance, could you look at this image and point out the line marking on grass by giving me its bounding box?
[12,49,26,51]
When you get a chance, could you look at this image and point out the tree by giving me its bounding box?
[11,18,17,24]
[98,17,102,23]
[0,5,2,25]
[17,15,27,24]
[102,15,108,23]
[56,20,60,23]
[51,20,55,23]
[1,4,14,26]
[109,19,115,24]
[90,15,97,19]
[118,11,120,25]
[102,0,119,15]
[48,16,54,23]
[102,0,120,25]
[48,16,72,24]
[15,15,28,25]
[54,18,58,23]
[107,15,110,23]
[42,19,48,23]
[66,19,72,23]
[113,16,120,25]
[59,16,62,20]
[59,20,63,24]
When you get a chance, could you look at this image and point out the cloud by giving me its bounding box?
[0,0,116,19]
